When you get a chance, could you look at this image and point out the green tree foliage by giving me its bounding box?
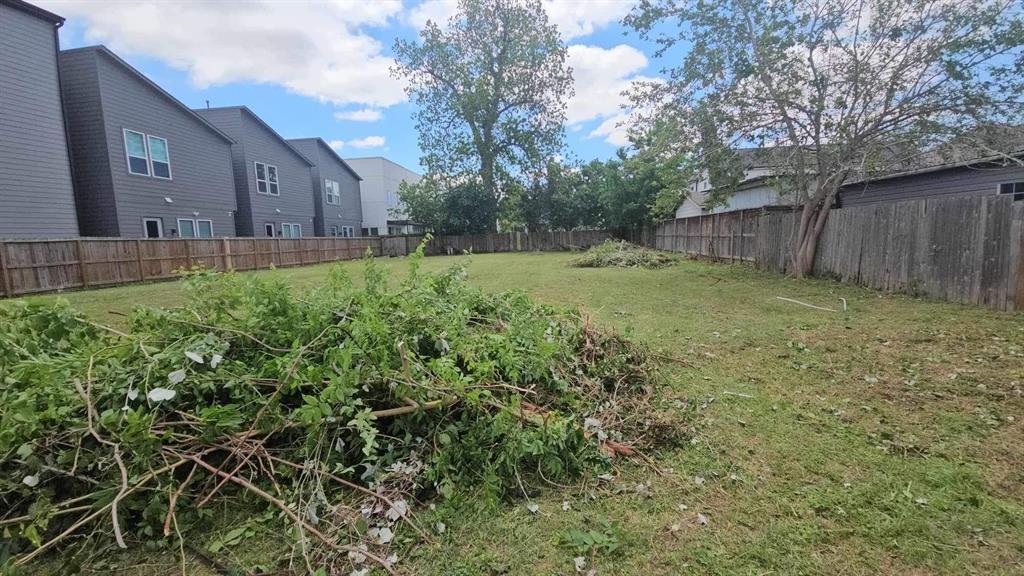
[392,0,573,233]
[625,0,1024,276]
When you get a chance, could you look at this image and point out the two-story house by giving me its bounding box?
[0,0,80,238]
[195,107,316,238]
[344,156,422,236]
[59,46,237,238]
[287,138,363,237]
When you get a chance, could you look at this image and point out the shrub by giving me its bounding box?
[0,239,659,572]
[569,240,678,269]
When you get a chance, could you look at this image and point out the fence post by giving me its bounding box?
[76,239,89,289]
[254,239,262,269]
[0,241,11,296]
[273,238,281,266]
[738,211,745,262]
[223,238,233,271]
[135,239,145,281]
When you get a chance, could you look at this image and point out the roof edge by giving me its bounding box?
[289,138,363,181]
[61,45,236,145]
[1,0,63,24]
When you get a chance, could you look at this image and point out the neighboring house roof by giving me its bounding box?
[199,106,314,167]
[287,138,362,180]
[59,46,234,145]
[1,0,64,24]
[843,149,1024,188]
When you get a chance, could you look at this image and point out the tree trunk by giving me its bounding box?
[480,153,499,233]
[790,191,835,278]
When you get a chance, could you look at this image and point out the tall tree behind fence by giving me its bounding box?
[0,230,618,298]
[650,195,1024,311]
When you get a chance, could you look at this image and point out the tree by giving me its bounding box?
[392,0,573,233]
[626,0,1024,276]
[397,176,496,235]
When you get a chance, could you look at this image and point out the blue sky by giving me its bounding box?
[42,0,661,173]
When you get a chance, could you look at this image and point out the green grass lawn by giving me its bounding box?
[21,252,1024,575]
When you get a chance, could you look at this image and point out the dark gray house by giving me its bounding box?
[287,138,363,237]
[0,0,79,238]
[59,46,237,238]
[839,153,1024,208]
[195,107,316,238]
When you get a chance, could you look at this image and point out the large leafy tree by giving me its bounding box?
[626,0,1024,277]
[392,0,573,233]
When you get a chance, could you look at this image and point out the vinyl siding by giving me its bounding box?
[91,52,236,238]
[59,50,117,235]
[288,138,362,236]
[197,108,314,237]
[0,3,79,238]
[839,164,1024,207]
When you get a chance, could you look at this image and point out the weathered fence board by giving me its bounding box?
[653,209,762,262]
[750,195,1023,311]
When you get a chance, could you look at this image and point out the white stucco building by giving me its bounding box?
[344,156,423,236]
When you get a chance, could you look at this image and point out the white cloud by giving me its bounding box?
[565,44,656,146]
[45,0,407,108]
[334,108,384,122]
[408,0,635,40]
[330,136,387,150]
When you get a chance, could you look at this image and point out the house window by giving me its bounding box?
[325,179,341,205]
[125,130,150,176]
[264,223,275,237]
[124,130,171,178]
[148,136,171,179]
[281,223,301,238]
[330,225,339,237]
[177,218,196,238]
[255,162,279,195]
[361,227,368,237]
[998,182,1024,201]
[143,217,163,238]
[370,227,379,236]
[177,218,213,238]
[343,226,354,238]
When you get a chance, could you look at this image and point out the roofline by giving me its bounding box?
[343,155,423,177]
[1,0,64,25]
[287,137,363,180]
[844,149,1024,187]
[60,46,235,145]
[202,106,314,167]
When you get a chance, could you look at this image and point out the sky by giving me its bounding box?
[40,0,662,174]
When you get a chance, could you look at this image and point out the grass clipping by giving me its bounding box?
[0,240,661,573]
[570,240,678,269]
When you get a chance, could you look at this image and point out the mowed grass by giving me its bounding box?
[22,252,1024,575]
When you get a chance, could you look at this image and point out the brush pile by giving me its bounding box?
[569,240,678,269]
[0,240,659,572]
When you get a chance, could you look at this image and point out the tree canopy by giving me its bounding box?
[626,0,1024,275]
[392,0,572,233]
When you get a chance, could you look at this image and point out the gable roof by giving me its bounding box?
[288,138,362,180]
[2,0,63,25]
[200,106,314,167]
[59,45,234,144]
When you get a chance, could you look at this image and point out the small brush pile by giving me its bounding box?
[570,240,679,269]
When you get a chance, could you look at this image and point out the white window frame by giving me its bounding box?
[264,222,276,237]
[142,217,163,238]
[344,226,354,238]
[329,224,339,237]
[176,218,197,238]
[325,178,341,205]
[124,129,150,176]
[281,222,301,238]
[997,181,1024,201]
[267,164,279,196]
[147,135,172,180]
[176,218,214,238]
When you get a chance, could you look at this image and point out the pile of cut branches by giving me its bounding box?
[569,240,678,269]
[0,239,661,573]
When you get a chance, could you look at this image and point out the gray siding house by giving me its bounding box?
[839,154,1024,207]
[59,46,237,238]
[287,138,362,237]
[0,0,79,238]
[195,107,315,238]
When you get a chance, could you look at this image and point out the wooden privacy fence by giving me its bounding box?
[652,209,762,262]
[647,195,1024,311]
[756,195,1024,311]
[0,229,619,298]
